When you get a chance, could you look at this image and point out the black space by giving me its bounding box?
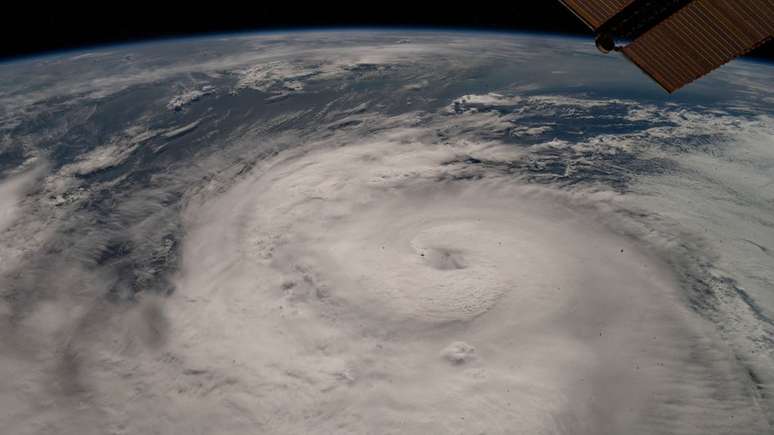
[1,3,772,62]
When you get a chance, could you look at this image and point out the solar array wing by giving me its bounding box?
[621,0,774,92]
[559,0,637,30]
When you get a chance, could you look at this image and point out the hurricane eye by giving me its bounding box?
[421,247,467,270]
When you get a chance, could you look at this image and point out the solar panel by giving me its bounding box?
[559,0,637,30]
[621,0,774,92]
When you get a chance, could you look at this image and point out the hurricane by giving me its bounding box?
[0,31,772,434]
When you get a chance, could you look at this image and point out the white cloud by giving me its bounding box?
[59,143,138,177]
[0,164,42,233]
[166,85,215,111]
[159,132,768,434]
[1,54,772,433]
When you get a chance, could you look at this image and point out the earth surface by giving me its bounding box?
[0,30,773,434]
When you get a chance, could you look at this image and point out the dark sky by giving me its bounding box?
[1,3,772,61]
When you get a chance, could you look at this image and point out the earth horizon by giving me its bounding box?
[1,30,773,434]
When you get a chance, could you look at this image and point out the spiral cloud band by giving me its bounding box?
[1,32,772,435]
[167,135,766,434]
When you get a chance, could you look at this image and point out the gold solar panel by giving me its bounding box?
[621,0,774,92]
[560,0,637,29]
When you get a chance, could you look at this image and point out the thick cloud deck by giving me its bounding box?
[0,32,772,435]
[168,139,767,434]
